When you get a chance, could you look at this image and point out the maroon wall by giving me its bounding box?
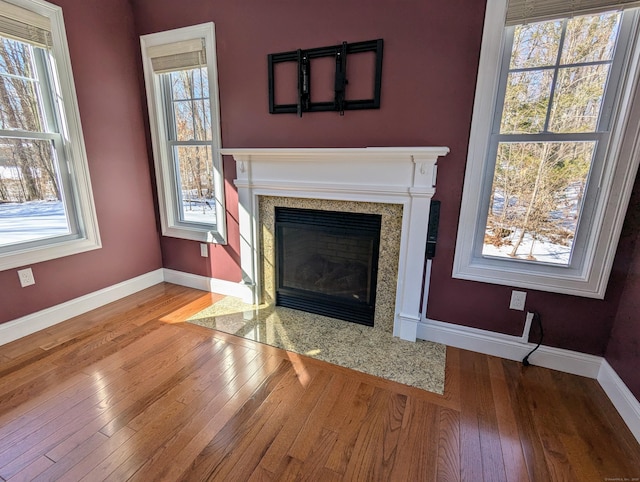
[0,0,634,377]
[129,0,637,357]
[133,0,489,285]
[606,176,640,400]
[0,0,162,324]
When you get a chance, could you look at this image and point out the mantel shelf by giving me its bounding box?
[220,146,450,162]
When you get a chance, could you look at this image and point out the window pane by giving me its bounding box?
[500,70,553,134]
[0,38,36,78]
[560,12,621,65]
[510,21,562,69]
[168,67,211,142]
[548,65,609,133]
[0,39,45,132]
[192,67,208,98]
[483,141,595,265]
[170,68,208,100]
[173,99,211,141]
[173,145,216,225]
[0,138,70,246]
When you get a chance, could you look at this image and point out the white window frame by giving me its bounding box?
[140,23,226,244]
[453,0,640,298]
[0,0,100,271]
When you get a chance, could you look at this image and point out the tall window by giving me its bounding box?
[0,0,100,271]
[453,0,640,298]
[485,12,625,265]
[140,24,226,244]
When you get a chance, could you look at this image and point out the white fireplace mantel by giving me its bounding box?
[220,147,449,341]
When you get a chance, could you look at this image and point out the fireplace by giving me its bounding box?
[220,147,449,341]
[275,207,381,326]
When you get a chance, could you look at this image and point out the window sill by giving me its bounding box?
[0,236,101,272]
[161,225,226,244]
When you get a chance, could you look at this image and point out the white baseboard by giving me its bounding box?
[0,268,251,348]
[598,360,640,443]
[418,317,603,378]
[163,268,253,302]
[0,269,164,347]
[418,318,640,445]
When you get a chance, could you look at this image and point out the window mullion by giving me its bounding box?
[494,132,605,143]
[510,59,614,74]
[171,146,185,224]
[0,129,58,140]
[33,47,59,133]
[542,19,569,133]
[168,140,210,147]
[162,75,177,141]
[490,27,516,138]
[597,10,638,131]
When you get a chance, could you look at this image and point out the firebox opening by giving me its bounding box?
[275,207,382,326]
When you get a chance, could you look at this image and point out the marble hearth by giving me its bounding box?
[220,147,449,341]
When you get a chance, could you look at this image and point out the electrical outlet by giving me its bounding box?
[509,290,526,311]
[200,243,208,258]
[17,268,35,287]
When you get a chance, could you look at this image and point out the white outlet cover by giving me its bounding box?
[17,268,35,287]
[200,243,208,258]
[509,290,526,311]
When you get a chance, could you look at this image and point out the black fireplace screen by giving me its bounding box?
[275,207,381,326]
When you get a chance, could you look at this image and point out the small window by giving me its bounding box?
[453,1,640,298]
[140,24,226,244]
[0,0,100,271]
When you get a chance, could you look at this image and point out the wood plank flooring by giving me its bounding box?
[0,282,638,481]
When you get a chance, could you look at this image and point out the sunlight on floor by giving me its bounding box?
[187,296,446,394]
[286,352,312,387]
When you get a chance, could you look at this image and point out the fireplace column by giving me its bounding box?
[397,152,441,340]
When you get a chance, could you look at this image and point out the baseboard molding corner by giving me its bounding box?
[0,268,164,347]
[162,268,253,302]
[598,360,640,445]
[418,317,603,379]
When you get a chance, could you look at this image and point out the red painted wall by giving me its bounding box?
[0,0,162,323]
[130,0,637,356]
[606,177,640,400]
[0,0,635,376]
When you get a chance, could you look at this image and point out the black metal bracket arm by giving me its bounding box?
[268,39,383,117]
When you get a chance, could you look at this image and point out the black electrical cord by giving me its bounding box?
[522,311,543,366]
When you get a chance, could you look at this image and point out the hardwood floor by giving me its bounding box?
[0,282,638,481]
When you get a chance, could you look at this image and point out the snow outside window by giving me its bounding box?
[140,24,226,244]
[453,1,640,298]
[0,0,100,271]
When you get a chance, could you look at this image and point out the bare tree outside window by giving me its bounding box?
[482,12,621,265]
[164,67,216,226]
[0,36,70,247]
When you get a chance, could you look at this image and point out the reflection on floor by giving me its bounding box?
[188,296,446,395]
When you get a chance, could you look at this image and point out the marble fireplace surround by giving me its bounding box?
[220,147,449,342]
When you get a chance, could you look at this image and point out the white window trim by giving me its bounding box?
[0,0,101,272]
[140,23,226,244]
[452,0,640,298]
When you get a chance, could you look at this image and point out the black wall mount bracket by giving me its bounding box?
[268,39,383,117]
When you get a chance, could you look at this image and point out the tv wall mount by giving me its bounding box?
[268,39,383,117]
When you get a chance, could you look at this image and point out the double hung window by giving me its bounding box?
[140,24,225,244]
[453,0,640,297]
[0,0,99,270]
